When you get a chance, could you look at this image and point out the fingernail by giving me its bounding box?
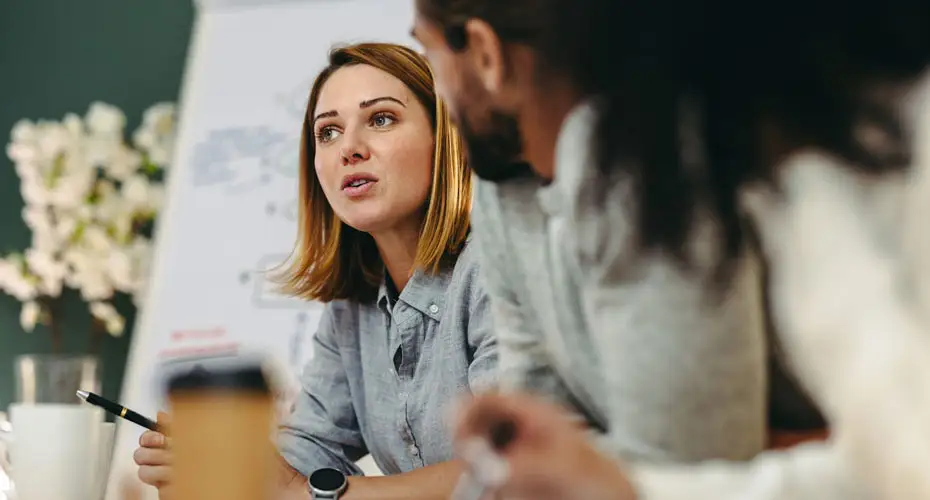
[144,433,163,447]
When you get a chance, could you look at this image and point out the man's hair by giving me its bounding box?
[276,42,471,303]
[421,0,930,274]
[416,0,553,53]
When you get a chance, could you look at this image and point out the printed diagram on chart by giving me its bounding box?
[188,78,314,220]
[188,81,324,372]
[238,253,323,371]
[190,126,299,194]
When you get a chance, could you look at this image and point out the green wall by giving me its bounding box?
[0,1,194,407]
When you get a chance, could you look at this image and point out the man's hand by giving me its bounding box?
[452,393,637,500]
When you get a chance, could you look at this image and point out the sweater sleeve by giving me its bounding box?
[630,441,870,500]
[555,103,768,462]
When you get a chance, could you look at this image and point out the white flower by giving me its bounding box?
[121,174,151,208]
[64,246,114,301]
[20,176,50,207]
[25,207,65,252]
[62,113,83,137]
[10,119,36,144]
[63,248,91,277]
[133,102,176,167]
[21,206,51,232]
[71,265,113,301]
[81,224,113,254]
[106,249,134,292]
[7,279,37,301]
[30,226,61,254]
[84,135,120,167]
[35,121,72,161]
[93,180,122,222]
[48,179,91,210]
[4,100,171,337]
[7,142,36,164]
[20,301,41,332]
[96,178,117,198]
[40,275,64,297]
[90,301,125,337]
[85,102,126,137]
[73,204,93,221]
[105,316,125,336]
[13,161,42,185]
[7,120,45,165]
[0,258,20,290]
[54,213,79,242]
[25,248,67,298]
[0,257,37,302]
[48,157,96,210]
[111,213,134,244]
[125,238,154,307]
[104,144,142,181]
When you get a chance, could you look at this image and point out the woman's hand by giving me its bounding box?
[133,412,173,497]
[451,393,637,500]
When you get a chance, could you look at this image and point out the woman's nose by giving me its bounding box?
[340,134,371,165]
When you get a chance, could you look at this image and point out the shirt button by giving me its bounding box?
[409,445,419,456]
[428,304,439,313]
[388,368,395,376]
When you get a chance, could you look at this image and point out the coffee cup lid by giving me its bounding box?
[166,361,270,393]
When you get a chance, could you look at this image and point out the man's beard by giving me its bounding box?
[457,111,533,183]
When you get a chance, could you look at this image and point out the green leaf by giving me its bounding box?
[143,160,160,176]
[70,221,87,243]
[46,153,66,188]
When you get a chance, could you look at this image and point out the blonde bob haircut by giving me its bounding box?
[278,42,472,304]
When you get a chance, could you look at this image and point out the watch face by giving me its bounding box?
[310,467,347,492]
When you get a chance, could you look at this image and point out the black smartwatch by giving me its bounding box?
[308,468,348,499]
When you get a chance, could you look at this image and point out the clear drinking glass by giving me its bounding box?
[14,354,101,404]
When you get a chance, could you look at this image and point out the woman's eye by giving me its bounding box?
[371,113,396,128]
[316,127,340,143]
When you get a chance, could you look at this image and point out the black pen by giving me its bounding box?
[76,390,159,431]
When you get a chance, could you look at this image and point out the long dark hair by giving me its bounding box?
[549,0,930,271]
[421,0,930,273]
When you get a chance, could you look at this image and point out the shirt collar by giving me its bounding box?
[537,99,600,215]
[555,99,599,179]
[376,264,453,322]
[376,277,394,312]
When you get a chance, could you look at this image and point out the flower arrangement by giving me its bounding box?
[0,102,176,348]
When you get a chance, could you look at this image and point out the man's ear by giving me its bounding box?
[463,19,506,95]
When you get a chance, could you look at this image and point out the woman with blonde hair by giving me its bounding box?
[133,42,497,500]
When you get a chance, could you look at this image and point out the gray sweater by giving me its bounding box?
[470,101,767,463]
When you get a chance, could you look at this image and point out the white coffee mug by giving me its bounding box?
[1,404,112,500]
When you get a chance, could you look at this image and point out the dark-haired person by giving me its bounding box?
[423,0,930,499]
[412,0,771,465]
[133,42,497,500]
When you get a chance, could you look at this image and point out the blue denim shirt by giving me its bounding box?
[277,242,498,476]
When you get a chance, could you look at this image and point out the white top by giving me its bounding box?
[632,71,930,499]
